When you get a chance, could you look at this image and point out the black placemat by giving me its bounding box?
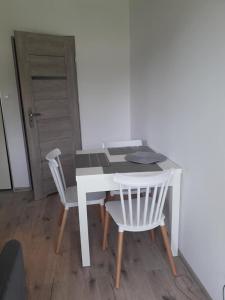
[76,153,110,168]
[103,161,162,174]
[107,146,154,155]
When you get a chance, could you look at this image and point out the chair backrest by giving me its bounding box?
[45,148,67,205]
[102,139,143,149]
[113,170,174,229]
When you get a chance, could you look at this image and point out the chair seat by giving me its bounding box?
[105,198,165,232]
[65,186,105,208]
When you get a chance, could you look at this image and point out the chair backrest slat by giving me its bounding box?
[119,185,127,225]
[136,187,141,226]
[158,178,170,221]
[143,186,150,225]
[114,170,174,230]
[153,183,165,224]
[128,187,133,226]
[149,185,158,224]
[46,148,67,206]
[56,156,66,191]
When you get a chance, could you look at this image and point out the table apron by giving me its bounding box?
[76,170,181,193]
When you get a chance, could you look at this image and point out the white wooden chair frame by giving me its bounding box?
[102,139,143,149]
[102,139,143,198]
[102,170,177,288]
[46,148,105,254]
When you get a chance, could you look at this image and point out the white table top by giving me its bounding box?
[76,148,182,177]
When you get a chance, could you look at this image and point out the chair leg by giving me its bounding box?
[102,211,110,250]
[149,229,155,241]
[160,225,177,276]
[56,208,68,254]
[100,204,105,226]
[106,191,111,201]
[58,205,64,226]
[115,231,124,289]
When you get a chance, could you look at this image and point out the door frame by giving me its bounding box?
[11,36,32,191]
[13,31,82,199]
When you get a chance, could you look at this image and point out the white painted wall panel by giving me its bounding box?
[0,0,130,188]
[0,101,11,189]
[130,1,225,299]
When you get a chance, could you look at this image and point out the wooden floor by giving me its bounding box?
[0,191,209,300]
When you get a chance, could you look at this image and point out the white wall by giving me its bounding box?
[0,0,130,188]
[130,1,225,299]
[0,102,11,189]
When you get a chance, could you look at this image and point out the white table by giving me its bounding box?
[76,148,182,267]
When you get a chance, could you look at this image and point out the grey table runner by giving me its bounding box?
[102,161,161,174]
[76,147,162,173]
[107,145,154,155]
[76,153,110,168]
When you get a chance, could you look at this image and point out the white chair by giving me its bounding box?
[102,170,177,288]
[46,148,105,254]
[102,139,156,240]
[102,139,143,149]
[102,139,143,198]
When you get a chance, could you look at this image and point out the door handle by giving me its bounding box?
[28,109,41,128]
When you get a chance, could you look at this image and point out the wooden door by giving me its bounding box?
[14,31,81,200]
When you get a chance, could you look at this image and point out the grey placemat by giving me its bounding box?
[103,161,162,174]
[76,153,110,168]
[125,151,167,164]
[107,146,154,156]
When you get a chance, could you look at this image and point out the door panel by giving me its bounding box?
[32,80,67,100]
[28,55,66,75]
[35,99,69,119]
[38,118,73,142]
[40,138,73,160]
[27,35,65,56]
[14,31,81,199]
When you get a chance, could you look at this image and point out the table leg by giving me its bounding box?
[170,171,181,256]
[77,185,90,267]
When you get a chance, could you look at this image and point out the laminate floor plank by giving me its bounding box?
[0,191,210,300]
